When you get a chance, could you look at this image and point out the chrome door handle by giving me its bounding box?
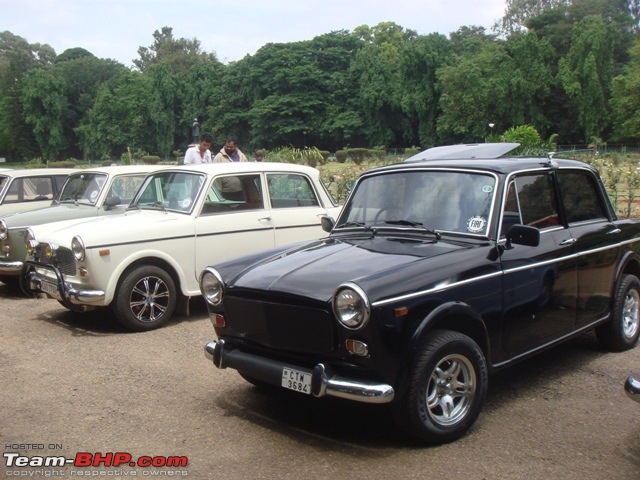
[607,228,622,235]
[559,238,577,246]
[258,216,272,222]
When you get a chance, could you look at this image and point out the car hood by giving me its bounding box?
[5,203,100,229]
[225,234,488,304]
[31,209,189,247]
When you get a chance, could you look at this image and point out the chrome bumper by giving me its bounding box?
[625,375,640,404]
[0,259,23,275]
[205,339,395,404]
[21,261,105,310]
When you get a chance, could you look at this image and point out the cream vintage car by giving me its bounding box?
[21,162,341,331]
[0,168,75,216]
[0,165,162,287]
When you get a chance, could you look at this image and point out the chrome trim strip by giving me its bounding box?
[372,236,640,307]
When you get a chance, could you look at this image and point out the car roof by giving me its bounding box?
[0,168,76,178]
[377,143,596,176]
[156,162,321,177]
[66,165,165,176]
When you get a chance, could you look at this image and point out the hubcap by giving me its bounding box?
[623,288,640,338]
[426,354,476,426]
[129,276,170,323]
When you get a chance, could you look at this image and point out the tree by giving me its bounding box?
[496,0,571,35]
[611,39,640,141]
[559,15,616,141]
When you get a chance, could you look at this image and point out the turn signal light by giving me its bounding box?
[211,313,225,328]
[346,339,369,356]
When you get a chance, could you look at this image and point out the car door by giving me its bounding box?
[194,173,276,279]
[266,172,331,245]
[499,172,578,354]
[557,170,621,326]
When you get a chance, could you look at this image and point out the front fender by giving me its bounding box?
[95,248,193,304]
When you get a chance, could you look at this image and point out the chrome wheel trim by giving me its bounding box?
[623,288,640,339]
[426,354,476,426]
[129,276,171,323]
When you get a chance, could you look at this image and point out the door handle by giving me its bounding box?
[258,216,272,222]
[606,228,622,235]
[559,238,577,246]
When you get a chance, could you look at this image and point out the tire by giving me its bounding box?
[392,330,488,444]
[595,274,640,351]
[112,265,177,332]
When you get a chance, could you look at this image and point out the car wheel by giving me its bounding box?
[595,274,640,351]
[393,330,488,444]
[112,265,177,332]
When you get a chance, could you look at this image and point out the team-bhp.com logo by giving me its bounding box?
[4,452,188,468]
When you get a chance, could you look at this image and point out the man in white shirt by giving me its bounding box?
[183,133,213,164]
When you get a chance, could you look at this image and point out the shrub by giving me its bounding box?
[48,161,77,168]
[335,150,348,163]
[141,155,161,165]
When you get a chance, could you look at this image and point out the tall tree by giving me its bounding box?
[559,14,616,141]
[611,39,640,141]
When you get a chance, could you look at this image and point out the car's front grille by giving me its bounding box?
[223,296,335,354]
[34,244,76,276]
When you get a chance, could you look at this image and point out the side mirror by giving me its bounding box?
[321,216,335,233]
[506,224,540,248]
[103,195,121,210]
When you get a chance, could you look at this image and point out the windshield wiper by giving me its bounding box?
[147,201,167,211]
[383,219,441,240]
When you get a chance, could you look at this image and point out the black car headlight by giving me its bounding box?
[332,283,370,329]
[200,267,225,306]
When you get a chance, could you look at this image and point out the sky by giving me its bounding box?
[2,0,508,67]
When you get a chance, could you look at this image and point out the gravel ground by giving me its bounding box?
[1,282,639,480]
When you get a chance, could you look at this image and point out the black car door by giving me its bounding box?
[499,172,578,355]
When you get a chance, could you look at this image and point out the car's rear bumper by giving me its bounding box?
[205,339,395,404]
[625,375,640,404]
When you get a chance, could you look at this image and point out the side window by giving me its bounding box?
[202,174,264,214]
[267,173,319,208]
[558,171,607,223]
[5,177,55,203]
[108,175,146,204]
[501,173,559,237]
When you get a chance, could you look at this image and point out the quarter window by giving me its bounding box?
[557,171,607,223]
[267,174,319,208]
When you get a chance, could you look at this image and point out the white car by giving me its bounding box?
[21,162,341,331]
[0,165,163,287]
[0,168,75,216]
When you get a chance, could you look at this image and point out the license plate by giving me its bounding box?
[41,281,58,296]
[281,367,311,395]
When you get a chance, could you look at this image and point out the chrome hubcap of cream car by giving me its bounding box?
[623,289,640,338]
[130,276,170,322]
[426,354,475,426]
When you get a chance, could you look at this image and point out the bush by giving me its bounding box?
[48,161,77,168]
[404,146,421,157]
[141,155,161,165]
[335,150,348,163]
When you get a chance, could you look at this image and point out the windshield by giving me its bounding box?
[131,171,205,213]
[337,170,497,236]
[56,173,108,205]
[0,176,8,198]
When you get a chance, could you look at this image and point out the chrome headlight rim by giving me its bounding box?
[71,235,85,262]
[200,267,225,306]
[332,282,370,330]
[0,219,7,241]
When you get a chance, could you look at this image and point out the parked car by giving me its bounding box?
[0,165,162,287]
[0,168,75,216]
[21,162,341,331]
[200,143,640,444]
[625,374,640,403]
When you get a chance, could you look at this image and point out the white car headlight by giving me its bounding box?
[200,267,225,306]
[0,219,7,241]
[71,235,85,261]
[332,283,370,329]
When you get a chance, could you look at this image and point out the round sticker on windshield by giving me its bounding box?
[179,198,192,209]
[482,185,493,193]
[467,216,486,233]
[89,190,99,202]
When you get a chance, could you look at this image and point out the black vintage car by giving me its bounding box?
[200,143,640,443]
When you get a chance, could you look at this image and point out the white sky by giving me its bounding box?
[2,0,507,66]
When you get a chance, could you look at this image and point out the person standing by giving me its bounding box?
[213,136,248,163]
[254,150,265,162]
[183,133,213,164]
